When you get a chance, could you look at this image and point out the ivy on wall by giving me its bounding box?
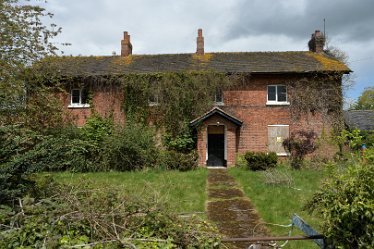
[287,73,344,131]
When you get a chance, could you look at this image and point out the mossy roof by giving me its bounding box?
[44,51,351,76]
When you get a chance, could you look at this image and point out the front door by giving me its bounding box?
[207,125,226,166]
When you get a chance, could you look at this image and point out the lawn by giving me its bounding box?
[51,168,208,214]
[51,166,327,249]
[229,165,327,249]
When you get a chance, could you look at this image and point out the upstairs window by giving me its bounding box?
[69,88,90,108]
[214,88,224,105]
[148,92,159,106]
[267,85,289,105]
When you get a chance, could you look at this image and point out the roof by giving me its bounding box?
[42,51,350,77]
[190,107,243,127]
[343,110,374,131]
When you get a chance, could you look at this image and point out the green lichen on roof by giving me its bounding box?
[41,51,351,76]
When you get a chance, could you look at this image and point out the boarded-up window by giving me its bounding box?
[268,125,289,155]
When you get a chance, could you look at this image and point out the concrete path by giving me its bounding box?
[206,169,268,249]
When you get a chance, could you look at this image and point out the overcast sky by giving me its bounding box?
[40,0,374,104]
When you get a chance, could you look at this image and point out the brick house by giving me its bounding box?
[51,29,350,167]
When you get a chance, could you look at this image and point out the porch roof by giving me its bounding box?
[190,107,243,127]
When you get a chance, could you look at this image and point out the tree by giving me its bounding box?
[0,0,61,125]
[0,0,61,204]
[352,87,374,110]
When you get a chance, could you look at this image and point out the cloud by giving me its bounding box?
[226,0,374,43]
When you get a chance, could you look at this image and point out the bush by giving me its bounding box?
[163,133,195,153]
[12,135,97,172]
[80,113,114,144]
[305,162,374,248]
[158,150,198,171]
[0,126,43,203]
[244,151,277,171]
[102,122,158,171]
[282,130,318,169]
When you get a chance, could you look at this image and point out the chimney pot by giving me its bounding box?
[121,31,133,56]
[308,29,325,53]
[196,28,204,55]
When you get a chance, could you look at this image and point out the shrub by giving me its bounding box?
[80,113,114,144]
[235,153,247,169]
[16,135,97,172]
[305,162,374,248]
[282,130,318,169]
[244,151,277,171]
[363,146,374,164]
[102,122,158,171]
[158,150,198,171]
[163,133,195,153]
[0,126,43,203]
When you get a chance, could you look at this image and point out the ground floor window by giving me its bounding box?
[268,125,289,155]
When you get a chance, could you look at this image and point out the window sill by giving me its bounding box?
[276,152,289,156]
[214,102,224,106]
[68,104,90,109]
[148,102,159,107]
[266,102,290,106]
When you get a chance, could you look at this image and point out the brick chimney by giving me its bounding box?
[308,30,325,53]
[196,28,204,55]
[121,31,132,56]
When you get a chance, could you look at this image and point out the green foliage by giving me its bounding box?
[338,128,363,150]
[158,150,198,171]
[81,113,114,143]
[121,72,237,136]
[0,0,62,126]
[363,146,374,164]
[10,135,97,172]
[0,177,220,248]
[163,133,195,153]
[235,153,247,169]
[352,87,374,110]
[282,130,318,169]
[244,151,277,171]
[305,162,374,248]
[0,126,43,203]
[102,121,158,171]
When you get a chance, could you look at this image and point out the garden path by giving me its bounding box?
[206,169,269,249]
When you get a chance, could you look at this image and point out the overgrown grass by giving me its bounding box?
[229,165,327,249]
[51,168,208,214]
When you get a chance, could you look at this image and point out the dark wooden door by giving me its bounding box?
[207,134,226,166]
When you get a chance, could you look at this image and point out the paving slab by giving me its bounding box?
[206,169,269,249]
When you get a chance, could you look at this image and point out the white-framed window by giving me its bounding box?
[68,88,90,108]
[148,93,159,106]
[214,88,224,105]
[267,85,289,105]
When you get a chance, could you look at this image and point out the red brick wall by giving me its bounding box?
[196,74,339,166]
[60,74,340,166]
[61,86,125,127]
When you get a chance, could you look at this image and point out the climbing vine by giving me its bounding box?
[120,72,240,136]
[287,73,344,131]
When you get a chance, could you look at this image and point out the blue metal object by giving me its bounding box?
[292,214,328,248]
